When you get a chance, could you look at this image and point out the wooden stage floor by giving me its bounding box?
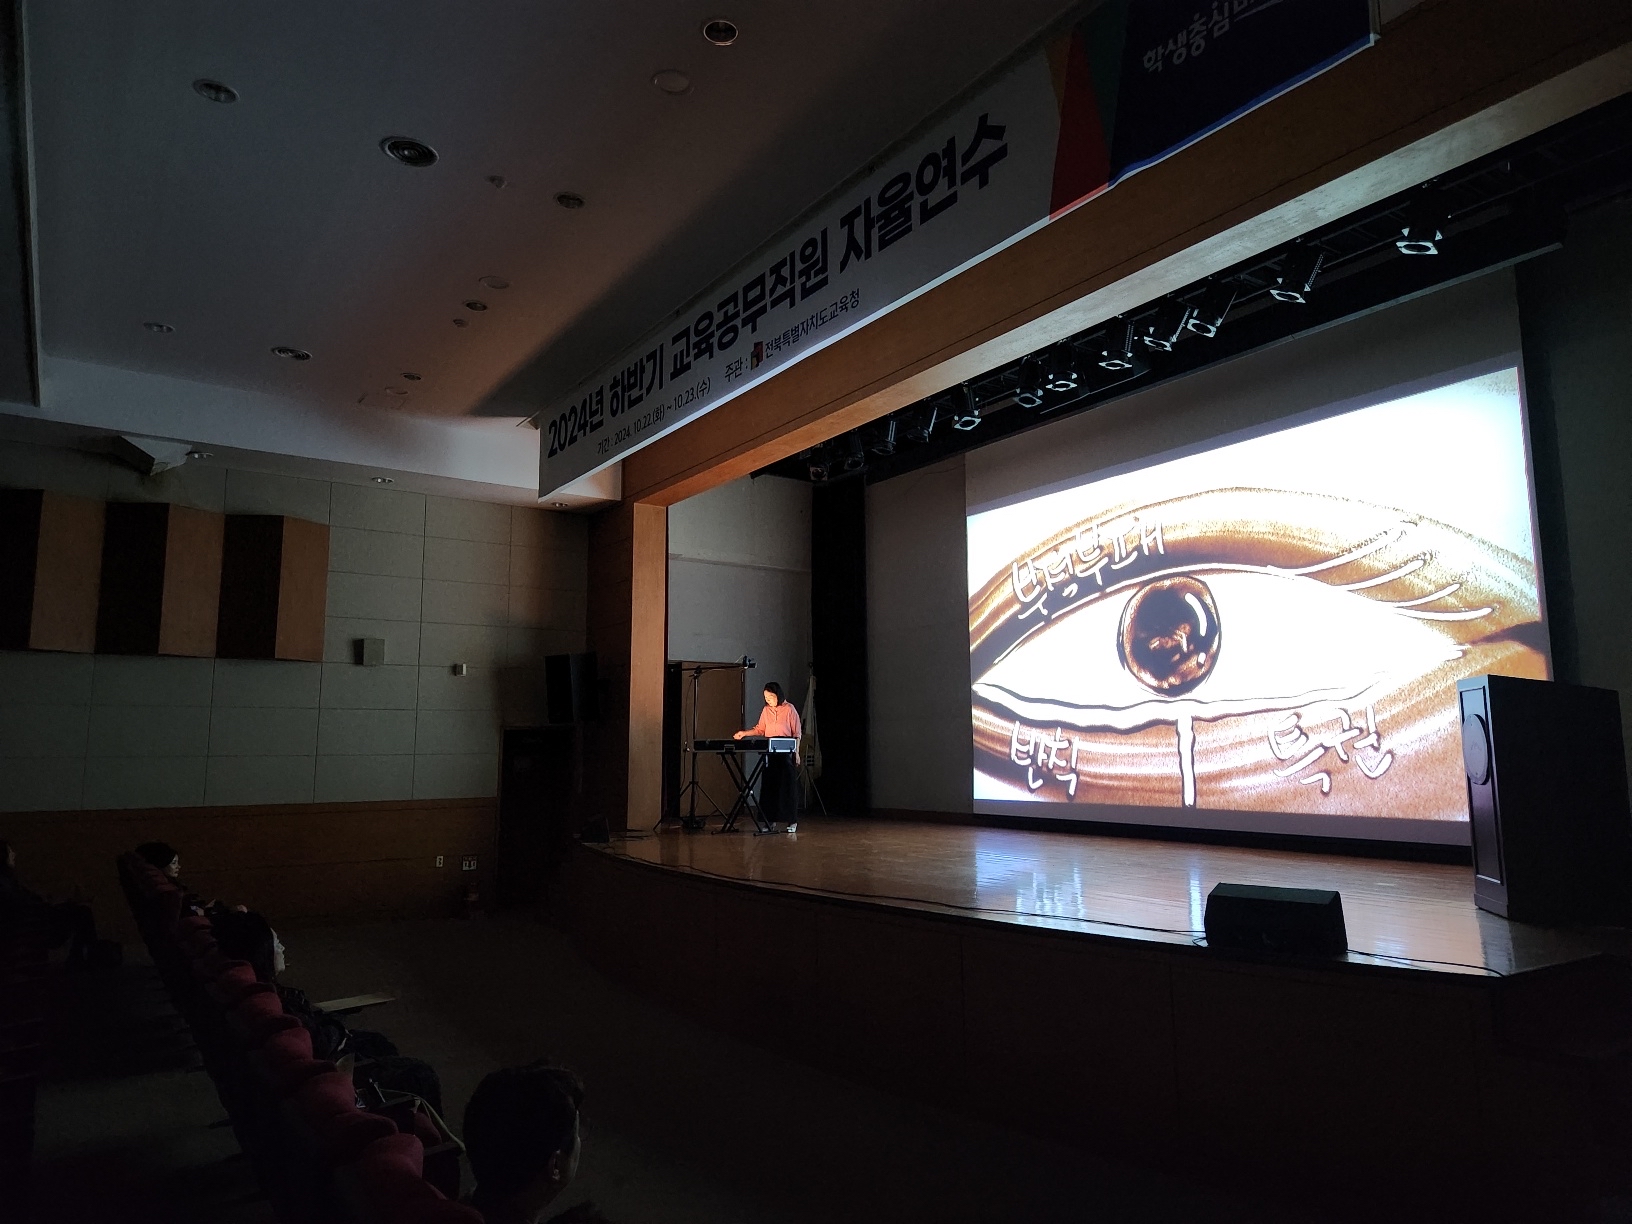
[609,815,1628,979]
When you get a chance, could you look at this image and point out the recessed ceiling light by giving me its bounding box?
[651,70,691,95]
[193,79,238,104]
[479,275,509,290]
[463,299,488,312]
[380,137,438,168]
[271,346,311,360]
[452,318,469,328]
[486,175,507,189]
[185,449,213,460]
[550,501,568,508]
[143,321,174,333]
[372,476,395,485]
[554,192,585,210]
[703,18,738,45]
[401,372,422,381]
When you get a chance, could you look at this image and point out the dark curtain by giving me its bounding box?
[810,479,870,813]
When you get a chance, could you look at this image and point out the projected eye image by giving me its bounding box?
[966,368,1549,825]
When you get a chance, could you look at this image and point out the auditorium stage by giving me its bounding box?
[604,815,1628,980]
[562,815,1630,1206]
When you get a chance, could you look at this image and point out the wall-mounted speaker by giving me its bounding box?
[545,652,598,725]
[1458,675,1632,924]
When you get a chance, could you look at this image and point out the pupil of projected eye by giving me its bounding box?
[1118,576,1222,696]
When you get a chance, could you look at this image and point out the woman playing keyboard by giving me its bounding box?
[733,681,803,834]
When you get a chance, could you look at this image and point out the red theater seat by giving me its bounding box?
[336,1132,439,1223]
[293,1070,359,1119]
[250,1028,334,1095]
[228,992,300,1045]
[206,962,265,1006]
[152,887,184,926]
[334,1129,479,1224]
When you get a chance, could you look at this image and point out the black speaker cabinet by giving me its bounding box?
[1457,675,1632,924]
[1204,883,1348,956]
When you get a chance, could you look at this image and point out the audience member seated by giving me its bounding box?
[0,838,113,969]
[133,841,241,918]
[210,907,442,1110]
[463,1060,609,1224]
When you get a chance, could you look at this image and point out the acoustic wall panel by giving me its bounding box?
[218,514,329,661]
[0,488,105,652]
[95,502,224,657]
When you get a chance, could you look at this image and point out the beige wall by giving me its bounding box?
[667,474,812,712]
[0,440,587,811]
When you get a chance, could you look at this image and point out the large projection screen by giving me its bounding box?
[966,362,1550,843]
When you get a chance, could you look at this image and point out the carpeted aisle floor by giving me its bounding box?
[32,910,1342,1224]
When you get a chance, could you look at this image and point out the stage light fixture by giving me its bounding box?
[807,450,831,482]
[1013,356,1046,408]
[1094,324,1146,373]
[841,433,867,472]
[904,402,937,443]
[1396,196,1444,255]
[1269,246,1326,304]
[1137,300,1197,352]
[871,417,898,456]
[1186,283,1237,338]
[1043,346,1081,392]
[949,384,982,430]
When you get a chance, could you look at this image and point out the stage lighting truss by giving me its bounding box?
[949,383,983,430]
[1269,245,1327,304]
[1396,195,1445,255]
[1185,282,1237,338]
[1137,300,1198,351]
[754,89,1632,488]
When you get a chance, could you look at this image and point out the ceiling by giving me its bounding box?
[8,0,1079,496]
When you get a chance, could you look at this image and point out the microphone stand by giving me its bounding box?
[663,660,749,831]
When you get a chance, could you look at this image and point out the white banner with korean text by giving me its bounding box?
[537,55,1063,499]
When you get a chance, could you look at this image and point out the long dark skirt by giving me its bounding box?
[759,754,799,826]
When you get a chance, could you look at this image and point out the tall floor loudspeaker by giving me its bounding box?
[1458,675,1632,924]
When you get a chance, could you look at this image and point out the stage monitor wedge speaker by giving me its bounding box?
[545,652,598,724]
[1458,675,1632,925]
[1204,883,1348,956]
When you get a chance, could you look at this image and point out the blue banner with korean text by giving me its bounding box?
[1109,0,1378,182]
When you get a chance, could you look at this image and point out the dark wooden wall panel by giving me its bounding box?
[961,932,1178,1153]
[160,505,224,657]
[276,515,328,662]
[97,502,224,657]
[33,492,105,653]
[95,502,168,654]
[219,513,328,661]
[561,847,1615,1207]
[2,797,496,942]
[0,489,104,652]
